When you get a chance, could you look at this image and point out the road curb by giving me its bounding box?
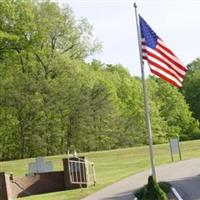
[171,187,183,200]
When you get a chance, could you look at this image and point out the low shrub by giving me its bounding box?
[134,176,169,200]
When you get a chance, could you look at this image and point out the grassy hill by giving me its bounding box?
[1,140,200,200]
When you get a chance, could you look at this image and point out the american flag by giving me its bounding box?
[139,15,187,87]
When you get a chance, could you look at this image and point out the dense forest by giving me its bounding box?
[0,1,200,161]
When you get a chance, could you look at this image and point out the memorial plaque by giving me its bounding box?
[169,138,182,162]
[36,157,45,172]
[29,163,36,174]
[46,161,53,172]
[170,139,179,154]
[28,157,53,174]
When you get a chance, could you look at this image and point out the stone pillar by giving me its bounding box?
[62,158,71,189]
[63,157,87,190]
[0,172,13,200]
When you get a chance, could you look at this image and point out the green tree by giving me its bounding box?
[0,0,101,160]
[182,58,200,122]
[150,77,200,141]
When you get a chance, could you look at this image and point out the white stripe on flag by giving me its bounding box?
[147,56,183,82]
[156,43,185,69]
[150,65,182,87]
[143,45,186,76]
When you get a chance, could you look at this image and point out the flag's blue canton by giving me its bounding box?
[139,15,158,49]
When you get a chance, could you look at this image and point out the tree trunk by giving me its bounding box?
[67,116,73,152]
[19,118,25,159]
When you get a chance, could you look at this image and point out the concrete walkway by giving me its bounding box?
[82,158,200,200]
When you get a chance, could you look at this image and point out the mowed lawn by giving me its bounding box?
[1,140,200,200]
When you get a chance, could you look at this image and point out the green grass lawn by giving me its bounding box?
[1,140,200,200]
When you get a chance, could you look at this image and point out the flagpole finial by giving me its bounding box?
[133,3,137,8]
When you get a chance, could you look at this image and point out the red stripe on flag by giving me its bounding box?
[143,56,148,60]
[155,48,187,72]
[150,69,181,88]
[142,41,146,45]
[142,48,147,53]
[157,41,176,57]
[147,59,182,83]
[146,51,184,79]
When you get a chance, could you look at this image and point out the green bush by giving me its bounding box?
[159,182,171,194]
[135,176,168,200]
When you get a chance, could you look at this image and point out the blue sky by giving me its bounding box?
[60,1,200,76]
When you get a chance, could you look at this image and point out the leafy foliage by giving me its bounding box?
[182,58,200,122]
[135,176,168,200]
[0,0,199,161]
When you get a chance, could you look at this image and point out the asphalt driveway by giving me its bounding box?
[82,158,200,200]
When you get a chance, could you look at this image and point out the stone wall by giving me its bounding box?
[0,157,88,200]
[0,171,65,200]
[0,173,14,200]
[11,171,65,198]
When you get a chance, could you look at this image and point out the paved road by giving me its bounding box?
[82,158,200,200]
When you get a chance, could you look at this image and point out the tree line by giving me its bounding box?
[0,0,200,161]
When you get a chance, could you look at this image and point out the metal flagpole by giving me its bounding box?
[133,3,157,179]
